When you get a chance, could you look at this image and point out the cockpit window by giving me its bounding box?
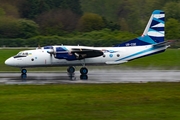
[14,51,30,58]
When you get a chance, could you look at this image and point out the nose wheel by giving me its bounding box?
[21,69,27,74]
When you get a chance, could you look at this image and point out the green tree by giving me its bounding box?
[81,0,122,22]
[163,2,180,21]
[59,0,83,15]
[102,17,120,31]
[0,16,19,38]
[20,0,82,19]
[0,7,5,16]
[78,13,105,32]
[166,18,180,39]
[17,19,39,38]
[36,9,80,35]
[0,3,20,18]
[0,16,39,38]
[20,0,50,19]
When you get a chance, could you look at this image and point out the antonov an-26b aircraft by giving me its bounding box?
[5,10,170,77]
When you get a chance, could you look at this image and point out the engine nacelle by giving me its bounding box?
[53,46,77,61]
[46,46,103,61]
[44,46,55,54]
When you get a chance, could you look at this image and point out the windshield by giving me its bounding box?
[14,51,30,58]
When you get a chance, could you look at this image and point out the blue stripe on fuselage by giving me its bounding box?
[116,46,164,61]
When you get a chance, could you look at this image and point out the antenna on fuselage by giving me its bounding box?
[36,45,41,49]
[38,45,41,49]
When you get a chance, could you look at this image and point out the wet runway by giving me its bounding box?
[1,69,180,84]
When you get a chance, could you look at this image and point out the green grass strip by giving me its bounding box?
[0,83,180,120]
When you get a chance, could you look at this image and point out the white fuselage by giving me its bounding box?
[5,45,167,68]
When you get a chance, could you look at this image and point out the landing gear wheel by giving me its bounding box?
[67,66,75,74]
[80,67,88,75]
[21,69,27,74]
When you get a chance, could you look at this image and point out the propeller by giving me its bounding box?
[47,47,56,63]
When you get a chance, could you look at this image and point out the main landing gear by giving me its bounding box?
[80,67,88,80]
[67,66,88,80]
[67,66,88,75]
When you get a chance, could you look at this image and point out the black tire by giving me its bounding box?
[67,66,75,74]
[21,69,27,74]
[80,67,88,75]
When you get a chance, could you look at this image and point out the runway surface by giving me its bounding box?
[1,69,180,85]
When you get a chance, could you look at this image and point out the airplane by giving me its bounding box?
[5,10,170,78]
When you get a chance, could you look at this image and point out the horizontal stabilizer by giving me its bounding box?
[153,41,171,47]
[105,61,127,65]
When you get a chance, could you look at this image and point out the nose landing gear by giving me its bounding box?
[21,69,27,74]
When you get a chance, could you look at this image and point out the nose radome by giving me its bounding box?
[5,58,14,66]
[5,58,10,65]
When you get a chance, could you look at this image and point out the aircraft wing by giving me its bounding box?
[71,48,103,60]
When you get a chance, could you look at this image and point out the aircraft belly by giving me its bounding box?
[51,61,67,65]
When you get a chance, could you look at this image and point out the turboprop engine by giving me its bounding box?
[45,46,103,61]
[46,46,77,61]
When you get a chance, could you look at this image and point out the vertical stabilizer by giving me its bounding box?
[114,10,165,47]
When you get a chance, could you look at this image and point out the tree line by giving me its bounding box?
[0,0,119,39]
[0,0,180,47]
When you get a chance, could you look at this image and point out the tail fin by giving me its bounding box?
[114,10,165,47]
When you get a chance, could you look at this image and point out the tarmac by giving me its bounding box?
[1,69,180,85]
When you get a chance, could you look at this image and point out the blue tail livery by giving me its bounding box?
[114,10,165,47]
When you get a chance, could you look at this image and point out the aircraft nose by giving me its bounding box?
[5,57,15,66]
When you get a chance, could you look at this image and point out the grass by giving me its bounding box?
[0,83,180,120]
[119,49,180,69]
